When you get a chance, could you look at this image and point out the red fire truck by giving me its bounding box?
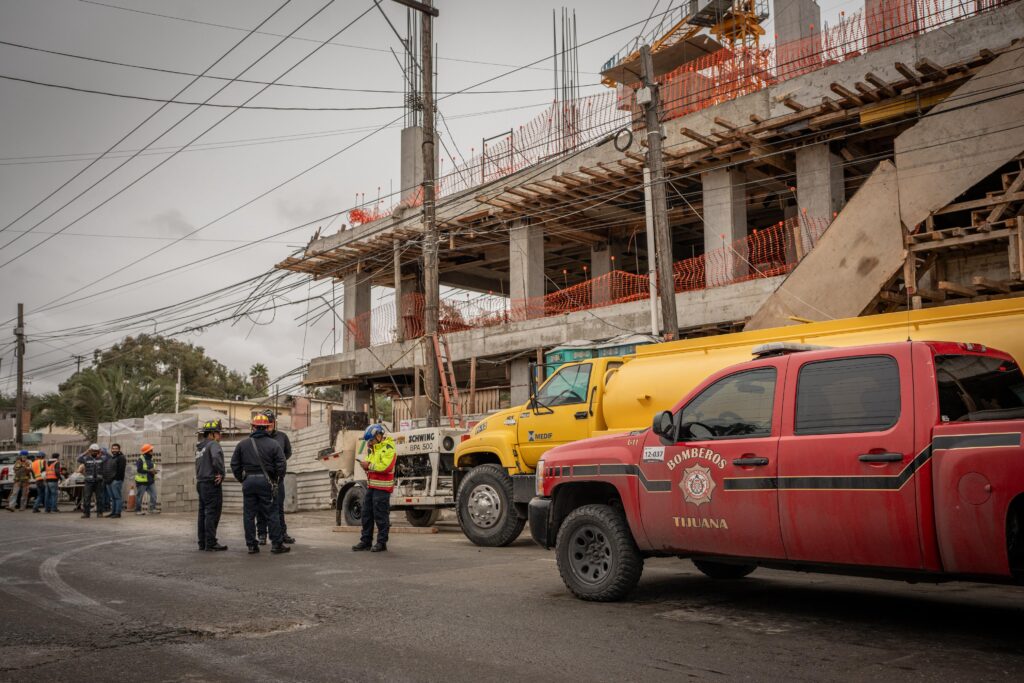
[529,341,1024,601]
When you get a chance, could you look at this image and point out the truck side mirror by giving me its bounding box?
[652,411,675,440]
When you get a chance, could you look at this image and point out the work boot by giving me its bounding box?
[258,535,268,546]
[198,544,207,551]
[271,544,291,554]
[371,542,387,553]
[282,534,296,545]
[351,541,371,551]
[80,514,90,519]
[33,509,40,514]
[248,545,259,554]
[206,543,228,552]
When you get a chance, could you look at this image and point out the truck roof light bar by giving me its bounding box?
[751,342,833,358]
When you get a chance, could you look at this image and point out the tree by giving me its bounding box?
[96,334,256,399]
[249,363,270,393]
[31,366,176,441]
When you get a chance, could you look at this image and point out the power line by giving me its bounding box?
[75,0,605,76]
[0,72,405,110]
[0,0,295,239]
[0,0,369,268]
[9,3,675,320]
[0,38,600,96]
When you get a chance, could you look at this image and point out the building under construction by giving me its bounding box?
[277,0,1024,422]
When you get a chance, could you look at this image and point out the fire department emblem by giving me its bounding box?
[680,464,716,506]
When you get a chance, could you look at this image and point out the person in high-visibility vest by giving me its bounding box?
[31,452,47,513]
[44,454,62,513]
[134,445,159,515]
[352,424,396,553]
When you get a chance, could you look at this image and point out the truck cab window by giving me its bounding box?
[678,368,776,439]
[935,354,1024,422]
[535,364,592,407]
[795,356,900,434]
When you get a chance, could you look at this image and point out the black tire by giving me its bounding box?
[555,504,643,602]
[456,464,526,547]
[692,559,756,580]
[406,508,441,527]
[337,485,366,527]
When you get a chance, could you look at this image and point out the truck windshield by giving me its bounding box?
[535,364,592,407]
[935,354,1024,422]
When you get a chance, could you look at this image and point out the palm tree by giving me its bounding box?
[30,367,176,441]
[249,363,270,394]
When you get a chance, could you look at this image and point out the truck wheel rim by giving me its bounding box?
[568,524,612,585]
[350,497,362,520]
[467,484,501,529]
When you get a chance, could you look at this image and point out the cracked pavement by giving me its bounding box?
[2,509,1023,681]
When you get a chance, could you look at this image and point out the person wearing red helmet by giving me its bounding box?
[231,413,289,554]
[255,409,295,546]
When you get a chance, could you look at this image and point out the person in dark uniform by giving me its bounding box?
[195,419,227,552]
[231,413,289,555]
[255,410,295,546]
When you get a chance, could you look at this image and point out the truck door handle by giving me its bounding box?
[858,452,903,463]
[732,457,769,467]
[574,411,588,420]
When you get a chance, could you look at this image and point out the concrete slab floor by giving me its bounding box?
[2,509,1023,681]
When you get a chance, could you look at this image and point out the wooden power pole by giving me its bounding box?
[395,0,441,426]
[639,45,679,340]
[15,303,25,446]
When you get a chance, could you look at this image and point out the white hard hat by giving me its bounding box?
[89,443,100,451]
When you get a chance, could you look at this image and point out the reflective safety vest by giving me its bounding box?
[45,461,59,480]
[31,459,46,481]
[135,458,154,484]
[365,437,397,492]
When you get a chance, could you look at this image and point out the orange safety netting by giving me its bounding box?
[342,214,832,348]
[620,0,1005,124]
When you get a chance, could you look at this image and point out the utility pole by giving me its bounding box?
[639,45,679,340]
[174,367,182,413]
[642,168,660,337]
[395,0,440,426]
[14,303,25,446]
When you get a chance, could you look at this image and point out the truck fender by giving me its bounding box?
[453,448,518,495]
[549,477,650,551]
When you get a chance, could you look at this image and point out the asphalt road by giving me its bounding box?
[1,508,1023,682]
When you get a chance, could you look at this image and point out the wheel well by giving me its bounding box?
[1007,494,1024,578]
[456,451,502,468]
[453,452,504,495]
[551,482,623,541]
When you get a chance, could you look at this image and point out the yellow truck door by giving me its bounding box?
[517,362,595,469]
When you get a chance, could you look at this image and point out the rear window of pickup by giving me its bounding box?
[936,354,1024,422]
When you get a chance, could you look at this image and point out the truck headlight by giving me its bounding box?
[535,459,545,497]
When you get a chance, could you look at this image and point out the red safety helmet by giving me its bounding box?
[251,414,271,428]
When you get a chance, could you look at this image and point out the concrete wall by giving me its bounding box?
[306,276,783,383]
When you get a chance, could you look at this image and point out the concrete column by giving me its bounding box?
[342,272,372,351]
[510,357,532,406]
[341,384,372,414]
[796,143,845,232]
[774,0,822,75]
[701,168,748,286]
[393,243,404,343]
[401,126,424,204]
[508,218,545,319]
[590,241,624,306]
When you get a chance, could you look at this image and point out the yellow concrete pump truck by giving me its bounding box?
[452,297,1024,546]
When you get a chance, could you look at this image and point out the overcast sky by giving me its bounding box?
[0,0,858,396]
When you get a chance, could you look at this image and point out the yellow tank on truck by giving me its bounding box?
[453,297,1024,548]
[601,298,1024,432]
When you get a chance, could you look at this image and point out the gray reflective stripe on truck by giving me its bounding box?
[561,463,672,492]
